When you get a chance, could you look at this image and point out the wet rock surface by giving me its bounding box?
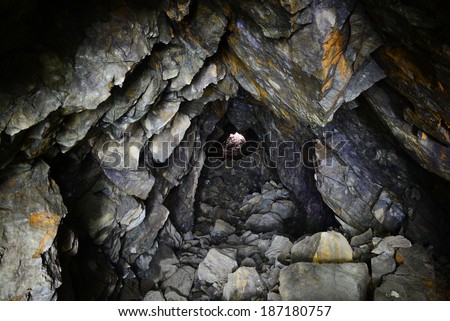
[0,0,450,302]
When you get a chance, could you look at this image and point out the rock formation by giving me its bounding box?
[0,0,449,300]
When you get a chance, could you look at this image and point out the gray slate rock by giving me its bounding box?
[103,168,155,200]
[267,292,282,301]
[211,219,236,239]
[73,171,146,245]
[372,235,412,256]
[245,213,284,233]
[137,244,179,291]
[165,291,188,301]
[198,248,238,284]
[350,229,373,247]
[374,245,436,300]
[162,265,196,298]
[122,193,170,263]
[265,236,293,264]
[223,267,264,301]
[279,263,370,301]
[150,112,191,163]
[143,291,165,301]
[240,257,257,267]
[0,161,67,300]
[371,254,397,286]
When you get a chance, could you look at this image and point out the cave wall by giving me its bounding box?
[0,0,450,300]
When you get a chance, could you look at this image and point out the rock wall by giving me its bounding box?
[0,0,449,300]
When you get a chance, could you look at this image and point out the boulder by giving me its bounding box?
[211,219,236,239]
[265,236,293,264]
[374,245,436,300]
[350,229,373,247]
[245,213,284,233]
[198,248,237,284]
[279,263,370,300]
[223,267,264,301]
[162,266,196,299]
[372,235,412,256]
[371,254,397,286]
[291,231,353,263]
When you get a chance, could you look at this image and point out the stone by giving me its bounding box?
[240,257,257,268]
[165,151,205,233]
[372,235,412,257]
[371,190,406,233]
[2,0,450,302]
[353,244,372,263]
[55,105,110,153]
[245,213,284,233]
[158,219,183,249]
[279,263,370,301]
[167,0,228,91]
[223,267,264,301]
[93,123,148,171]
[266,266,281,291]
[162,266,196,298]
[198,248,238,284]
[363,6,450,180]
[141,95,181,139]
[121,193,170,263]
[226,1,383,127]
[181,61,225,101]
[270,200,296,220]
[165,0,191,21]
[265,236,293,264]
[164,291,188,301]
[102,168,155,200]
[150,112,191,163]
[363,84,450,251]
[236,245,259,263]
[3,8,156,137]
[313,107,412,236]
[267,292,282,301]
[241,231,260,245]
[371,254,397,286]
[138,244,179,291]
[143,291,165,301]
[211,219,236,239]
[350,229,373,247]
[100,60,165,126]
[118,278,142,301]
[0,161,67,300]
[291,231,353,263]
[374,245,436,300]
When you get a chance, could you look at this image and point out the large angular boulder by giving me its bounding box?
[198,248,237,284]
[279,263,370,300]
[223,267,264,301]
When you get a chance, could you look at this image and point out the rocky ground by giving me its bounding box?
[142,178,438,301]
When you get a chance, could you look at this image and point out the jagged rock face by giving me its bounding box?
[0,0,450,301]
[0,161,67,300]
